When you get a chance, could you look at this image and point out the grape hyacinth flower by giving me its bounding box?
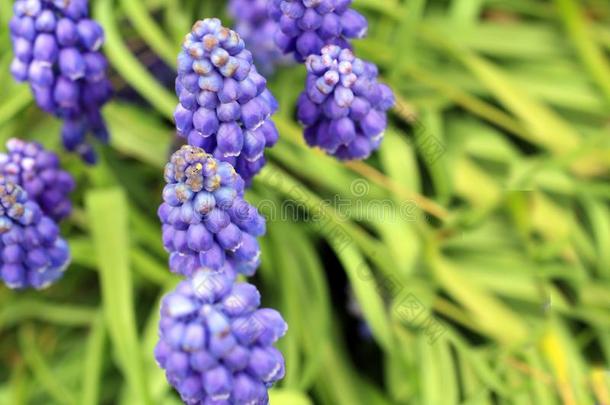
[174,18,279,184]
[158,145,266,278]
[268,0,368,62]
[297,45,394,160]
[155,271,287,404]
[0,178,70,290]
[228,0,290,75]
[0,138,75,222]
[9,0,113,163]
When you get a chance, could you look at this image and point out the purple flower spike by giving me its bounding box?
[9,0,113,164]
[297,45,394,160]
[268,0,368,62]
[158,145,266,278]
[155,272,287,405]
[0,178,70,290]
[228,0,292,75]
[175,18,280,184]
[0,138,75,222]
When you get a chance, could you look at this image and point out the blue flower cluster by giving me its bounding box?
[156,147,287,404]
[10,0,112,163]
[0,138,73,290]
[228,0,291,75]
[155,271,287,404]
[158,145,265,278]
[298,46,394,159]
[0,138,75,222]
[174,18,279,184]
[268,0,368,62]
[159,20,287,401]
[268,0,395,160]
[0,177,70,290]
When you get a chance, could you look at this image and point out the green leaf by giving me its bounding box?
[379,129,422,192]
[580,196,610,278]
[19,325,77,405]
[0,299,96,328]
[105,103,172,168]
[81,313,106,405]
[333,243,393,352]
[555,0,610,104]
[428,251,530,345]
[119,0,178,67]
[86,188,152,405]
[269,389,313,405]
[94,0,176,119]
[0,85,32,127]
[450,0,485,26]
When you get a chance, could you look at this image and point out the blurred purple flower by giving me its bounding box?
[10,0,113,164]
[268,0,368,62]
[228,0,292,75]
[0,138,74,222]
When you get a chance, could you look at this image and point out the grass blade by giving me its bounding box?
[81,313,106,405]
[94,0,176,119]
[86,188,152,405]
[19,325,77,405]
[555,0,610,104]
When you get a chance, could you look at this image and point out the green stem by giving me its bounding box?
[81,314,106,405]
[94,0,176,119]
[0,300,96,328]
[86,188,152,405]
[119,0,178,67]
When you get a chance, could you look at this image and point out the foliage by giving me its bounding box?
[0,0,609,404]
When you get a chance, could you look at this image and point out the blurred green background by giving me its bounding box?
[1,0,610,404]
